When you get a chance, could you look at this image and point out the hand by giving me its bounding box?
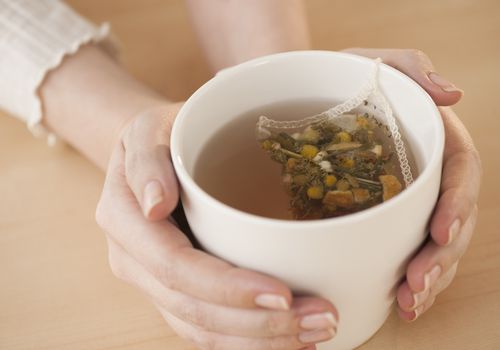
[96,104,338,350]
[343,48,481,321]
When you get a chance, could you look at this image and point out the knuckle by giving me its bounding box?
[124,111,163,149]
[461,195,477,217]
[451,146,482,182]
[408,48,428,60]
[123,116,141,142]
[265,312,289,336]
[197,333,218,350]
[95,194,123,241]
[219,267,240,306]
[152,252,179,290]
[180,301,209,330]
[458,138,479,159]
[472,204,479,220]
[269,336,291,350]
[122,116,146,151]
[440,186,476,220]
[95,198,110,230]
[221,281,235,307]
[126,149,143,175]
[468,147,483,175]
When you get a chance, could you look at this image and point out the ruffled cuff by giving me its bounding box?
[0,0,118,145]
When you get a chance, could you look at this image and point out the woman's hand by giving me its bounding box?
[343,48,482,321]
[96,104,338,350]
[396,105,480,321]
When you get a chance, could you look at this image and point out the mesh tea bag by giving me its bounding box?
[256,58,414,220]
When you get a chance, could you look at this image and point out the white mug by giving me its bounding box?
[171,51,444,350]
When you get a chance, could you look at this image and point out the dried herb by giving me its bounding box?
[259,114,403,219]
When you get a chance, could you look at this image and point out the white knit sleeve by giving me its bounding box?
[0,0,116,143]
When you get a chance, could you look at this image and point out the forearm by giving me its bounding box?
[186,0,311,72]
[40,45,171,170]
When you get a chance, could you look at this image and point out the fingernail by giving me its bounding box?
[255,294,289,310]
[143,180,164,217]
[300,312,337,330]
[423,265,442,292]
[411,289,429,310]
[446,219,461,245]
[409,304,425,322]
[299,328,336,344]
[428,72,464,94]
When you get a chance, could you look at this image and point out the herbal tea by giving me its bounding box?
[193,99,417,220]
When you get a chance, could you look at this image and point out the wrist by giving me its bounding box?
[40,44,172,170]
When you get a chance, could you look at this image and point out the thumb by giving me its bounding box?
[342,48,464,106]
[122,103,183,220]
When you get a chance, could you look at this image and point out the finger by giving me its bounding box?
[399,262,457,321]
[405,209,477,294]
[107,238,338,337]
[97,141,138,223]
[397,295,437,322]
[397,261,458,313]
[158,308,335,350]
[160,292,338,338]
[430,107,482,246]
[342,48,463,106]
[122,104,182,220]
[98,152,293,310]
[408,263,457,321]
[102,211,293,312]
[97,137,185,240]
[428,261,459,298]
[396,280,430,312]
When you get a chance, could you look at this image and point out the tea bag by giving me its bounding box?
[256,58,414,219]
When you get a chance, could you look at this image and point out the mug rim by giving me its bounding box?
[171,50,444,229]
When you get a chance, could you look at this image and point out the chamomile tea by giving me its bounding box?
[193,99,416,220]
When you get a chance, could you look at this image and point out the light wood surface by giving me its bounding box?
[1,1,499,349]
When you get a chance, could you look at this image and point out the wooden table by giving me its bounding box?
[1,1,499,349]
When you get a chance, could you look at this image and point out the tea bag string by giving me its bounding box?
[370,77,414,187]
[257,57,414,187]
[256,58,382,130]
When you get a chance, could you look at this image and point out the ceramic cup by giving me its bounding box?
[170,51,444,350]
